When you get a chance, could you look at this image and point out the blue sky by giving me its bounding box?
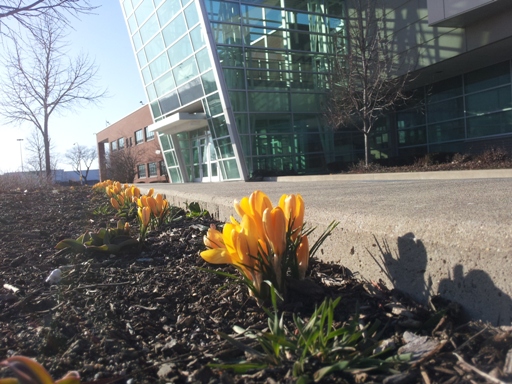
[0,1,147,172]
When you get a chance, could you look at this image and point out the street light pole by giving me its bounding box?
[16,139,24,172]
[73,142,83,185]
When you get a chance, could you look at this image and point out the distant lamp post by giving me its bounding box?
[16,139,24,172]
[73,142,83,185]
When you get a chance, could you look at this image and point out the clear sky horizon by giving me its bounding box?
[0,1,147,173]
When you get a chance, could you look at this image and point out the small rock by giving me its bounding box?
[398,331,440,360]
[157,363,176,379]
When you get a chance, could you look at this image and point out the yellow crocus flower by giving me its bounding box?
[147,188,154,197]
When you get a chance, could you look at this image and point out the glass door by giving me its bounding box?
[192,133,220,182]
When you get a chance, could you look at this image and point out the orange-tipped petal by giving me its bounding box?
[155,194,164,210]
[55,371,80,384]
[147,196,158,216]
[0,378,19,384]
[147,188,154,197]
[204,227,224,249]
[110,198,120,210]
[297,235,309,279]
[222,223,238,259]
[234,196,250,219]
[279,194,305,239]
[239,215,259,259]
[138,207,151,227]
[263,207,286,257]
[1,356,54,384]
[249,190,273,221]
[143,207,151,227]
[200,248,232,264]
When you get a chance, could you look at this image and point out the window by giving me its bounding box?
[145,126,155,141]
[138,164,147,178]
[159,160,166,176]
[135,129,144,144]
[148,162,157,177]
[118,137,125,149]
[111,140,118,151]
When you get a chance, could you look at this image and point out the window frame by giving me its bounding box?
[135,129,144,144]
[148,162,157,177]
[137,163,147,178]
[159,160,167,176]
[145,126,155,141]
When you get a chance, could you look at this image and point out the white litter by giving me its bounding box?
[45,269,62,284]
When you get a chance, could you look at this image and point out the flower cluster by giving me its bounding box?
[201,190,309,299]
[134,190,170,244]
[92,181,173,245]
[104,181,141,214]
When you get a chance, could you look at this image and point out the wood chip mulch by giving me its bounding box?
[0,186,510,383]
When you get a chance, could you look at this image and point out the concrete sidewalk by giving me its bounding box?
[139,170,512,325]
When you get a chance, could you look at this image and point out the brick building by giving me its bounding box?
[96,105,168,183]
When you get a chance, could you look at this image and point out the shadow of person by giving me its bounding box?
[369,232,431,305]
[438,265,512,325]
[370,233,512,325]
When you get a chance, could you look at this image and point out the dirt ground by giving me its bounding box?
[0,186,511,383]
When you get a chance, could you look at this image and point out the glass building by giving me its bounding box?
[120,0,349,182]
[120,0,512,182]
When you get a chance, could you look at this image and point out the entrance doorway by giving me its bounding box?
[192,133,220,182]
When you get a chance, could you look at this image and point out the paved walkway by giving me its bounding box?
[139,170,512,325]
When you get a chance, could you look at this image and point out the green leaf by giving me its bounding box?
[207,362,267,374]
[116,238,139,248]
[55,239,86,253]
[313,360,350,382]
[215,331,266,360]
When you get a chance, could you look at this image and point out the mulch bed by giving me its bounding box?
[0,186,511,383]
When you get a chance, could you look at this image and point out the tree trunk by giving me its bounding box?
[43,125,51,179]
[364,133,369,167]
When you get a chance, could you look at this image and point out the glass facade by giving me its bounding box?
[121,1,511,181]
[120,0,352,182]
[396,61,512,157]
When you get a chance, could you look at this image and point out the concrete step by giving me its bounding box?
[141,171,512,325]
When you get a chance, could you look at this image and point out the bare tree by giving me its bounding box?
[0,16,106,178]
[64,144,96,183]
[0,1,97,37]
[325,0,414,166]
[24,128,58,176]
[106,147,141,184]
